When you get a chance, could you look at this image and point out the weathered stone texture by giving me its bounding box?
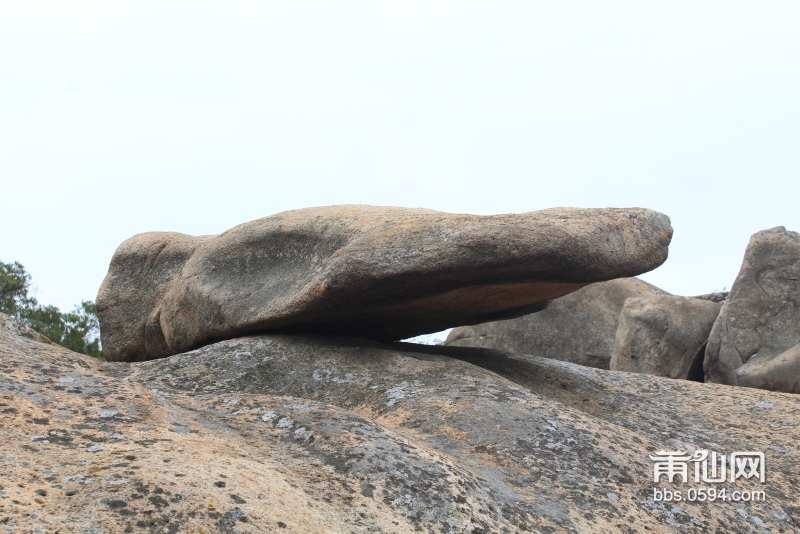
[98,206,672,362]
[610,295,721,380]
[2,312,798,532]
[735,342,800,393]
[444,278,668,369]
[705,227,800,392]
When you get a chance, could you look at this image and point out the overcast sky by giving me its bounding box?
[2,1,799,315]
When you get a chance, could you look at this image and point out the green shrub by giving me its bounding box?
[0,260,102,359]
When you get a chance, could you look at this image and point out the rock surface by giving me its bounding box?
[609,295,722,380]
[705,227,800,392]
[97,205,673,361]
[444,278,668,369]
[735,342,800,393]
[1,314,52,344]
[3,312,798,533]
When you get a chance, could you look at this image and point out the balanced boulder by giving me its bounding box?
[97,205,672,361]
[705,227,800,392]
[609,295,722,380]
[444,277,667,369]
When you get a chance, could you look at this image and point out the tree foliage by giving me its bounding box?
[0,261,102,359]
[0,261,35,316]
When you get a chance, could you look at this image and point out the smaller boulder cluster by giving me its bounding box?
[444,277,669,369]
[447,226,800,395]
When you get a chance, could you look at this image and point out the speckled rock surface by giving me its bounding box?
[1,315,52,345]
[2,313,798,533]
[444,278,668,369]
[96,205,673,361]
[610,295,722,380]
[705,227,800,392]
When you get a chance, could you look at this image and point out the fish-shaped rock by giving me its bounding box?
[97,205,672,361]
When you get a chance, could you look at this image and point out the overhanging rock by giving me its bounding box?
[97,205,672,361]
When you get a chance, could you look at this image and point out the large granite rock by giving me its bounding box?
[736,342,800,393]
[609,295,722,380]
[97,205,672,361]
[444,278,668,369]
[2,312,797,533]
[705,227,800,392]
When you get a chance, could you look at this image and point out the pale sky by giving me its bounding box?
[2,1,799,317]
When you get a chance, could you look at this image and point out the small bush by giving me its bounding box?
[0,260,102,359]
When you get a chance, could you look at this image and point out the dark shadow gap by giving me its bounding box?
[686,343,707,382]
